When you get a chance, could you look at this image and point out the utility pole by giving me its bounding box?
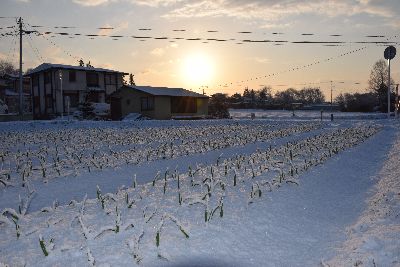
[388,58,391,118]
[18,17,23,119]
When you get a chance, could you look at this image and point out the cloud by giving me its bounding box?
[97,62,115,69]
[150,47,165,56]
[73,0,183,7]
[131,0,184,7]
[139,68,152,75]
[161,0,396,22]
[260,22,292,29]
[247,57,269,64]
[72,0,114,7]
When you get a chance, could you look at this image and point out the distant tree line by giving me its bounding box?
[217,86,325,110]
[208,87,325,118]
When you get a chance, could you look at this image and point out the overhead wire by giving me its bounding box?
[20,21,399,46]
[23,22,45,62]
[215,46,369,89]
[24,22,81,62]
[5,28,17,63]
[25,30,45,63]
[16,23,400,41]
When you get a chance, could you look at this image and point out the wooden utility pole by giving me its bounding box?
[18,17,23,118]
[388,58,391,118]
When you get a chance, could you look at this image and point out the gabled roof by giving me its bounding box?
[25,63,128,76]
[123,85,208,98]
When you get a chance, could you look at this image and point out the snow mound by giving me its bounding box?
[122,113,149,121]
[91,102,109,116]
[326,125,400,267]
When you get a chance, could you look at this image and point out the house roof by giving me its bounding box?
[123,85,208,98]
[25,63,128,76]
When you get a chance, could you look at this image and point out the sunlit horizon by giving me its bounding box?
[1,0,399,99]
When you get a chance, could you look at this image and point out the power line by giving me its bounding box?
[20,21,399,47]
[25,30,45,63]
[5,29,17,63]
[19,23,400,41]
[24,22,81,63]
[215,46,369,89]
[23,22,45,62]
[31,29,399,46]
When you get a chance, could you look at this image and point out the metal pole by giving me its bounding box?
[396,84,399,118]
[59,70,63,119]
[388,59,391,118]
[18,17,23,119]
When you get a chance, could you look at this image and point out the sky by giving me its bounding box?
[0,0,399,98]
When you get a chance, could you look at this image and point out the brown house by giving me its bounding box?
[110,85,209,120]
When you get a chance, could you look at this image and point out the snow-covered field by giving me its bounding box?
[229,109,388,120]
[0,117,399,266]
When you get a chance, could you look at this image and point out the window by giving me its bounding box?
[69,71,76,82]
[64,93,79,107]
[32,75,39,86]
[45,95,53,109]
[141,97,154,111]
[171,97,197,113]
[44,72,51,84]
[86,72,99,87]
[105,74,116,85]
[34,96,40,107]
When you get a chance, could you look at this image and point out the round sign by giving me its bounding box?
[384,46,396,60]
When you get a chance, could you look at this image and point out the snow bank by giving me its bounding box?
[326,123,400,267]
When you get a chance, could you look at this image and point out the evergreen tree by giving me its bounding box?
[129,73,136,86]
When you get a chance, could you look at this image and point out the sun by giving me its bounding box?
[182,53,214,87]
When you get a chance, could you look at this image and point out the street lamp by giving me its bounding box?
[59,70,63,119]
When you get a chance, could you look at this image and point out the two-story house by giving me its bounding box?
[25,63,128,119]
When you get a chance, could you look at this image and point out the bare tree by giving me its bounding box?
[368,59,396,111]
[258,86,272,102]
[0,60,18,76]
[368,59,394,94]
[298,87,325,104]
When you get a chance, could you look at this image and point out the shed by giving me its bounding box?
[110,85,209,120]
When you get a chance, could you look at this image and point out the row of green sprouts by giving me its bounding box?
[0,122,320,187]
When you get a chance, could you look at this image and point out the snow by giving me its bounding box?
[229,109,387,120]
[91,102,109,116]
[123,113,144,121]
[0,115,399,266]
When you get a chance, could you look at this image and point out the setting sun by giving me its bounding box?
[181,53,214,87]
